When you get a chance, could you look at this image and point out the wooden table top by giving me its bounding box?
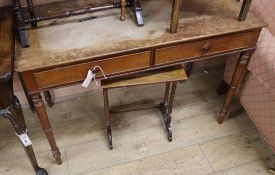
[0,9,13,76]
[14,0,265,72]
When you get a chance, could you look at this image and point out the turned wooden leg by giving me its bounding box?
[44,91,54,107]
[165,82,177,142]
[238,0,252,21]
[217,51,251,124]
[160,83,171,115]
[120,0,126,21]
[12,0,29,48]
[170,0,181,33]
[25,0,37,27]
[103,89,113,149]
[31,93,62,164]
[0,96,48,175]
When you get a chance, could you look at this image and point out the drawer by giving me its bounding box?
[33,51,151,89]
[155,32,252,65]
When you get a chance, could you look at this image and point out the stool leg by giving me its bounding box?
[164,82,177,142]
[103,89,113,150]
[160,83,171,115]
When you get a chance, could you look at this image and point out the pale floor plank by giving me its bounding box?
[200,129,273,172]
[85,145,213,175]
[211,159,270,175]
[0,149,69,175]
[65,109,254,175]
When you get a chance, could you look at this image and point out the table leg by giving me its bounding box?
[0,96,48,175]
[31,93,62,164]
[130,0,144,26]
[217,51,251,124]
[170,0,181,33]
[12,0,29,48]
[238,0,252,21]
[25,0,37,27]
[1,62,47,174]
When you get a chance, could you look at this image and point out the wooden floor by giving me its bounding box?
[0,66,273,175]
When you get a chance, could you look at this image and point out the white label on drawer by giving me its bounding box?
[18,133,32,147]
[82,70,95,88]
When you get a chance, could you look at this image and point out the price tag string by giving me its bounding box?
[82,66,107,88]
[92,66,107,86]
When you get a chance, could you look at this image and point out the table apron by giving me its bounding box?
[19,29,261,94]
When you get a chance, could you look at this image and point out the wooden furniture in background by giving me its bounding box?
[170,0,253,33]
[0,8,48,175]
[12,0,144,48]
[101,67,188,149]
[13,0,265,164]
[120,0,126,21]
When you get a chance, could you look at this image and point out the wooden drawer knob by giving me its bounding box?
[201,43,211,52]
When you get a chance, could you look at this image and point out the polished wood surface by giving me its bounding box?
[14,0,265,165]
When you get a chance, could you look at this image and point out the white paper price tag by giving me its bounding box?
[18,133,32,146]
[82,70,95,88]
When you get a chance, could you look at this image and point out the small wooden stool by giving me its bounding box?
[101,67,188,149]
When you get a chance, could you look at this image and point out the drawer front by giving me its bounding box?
[34,51,151,89]
[155,32,252,65]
